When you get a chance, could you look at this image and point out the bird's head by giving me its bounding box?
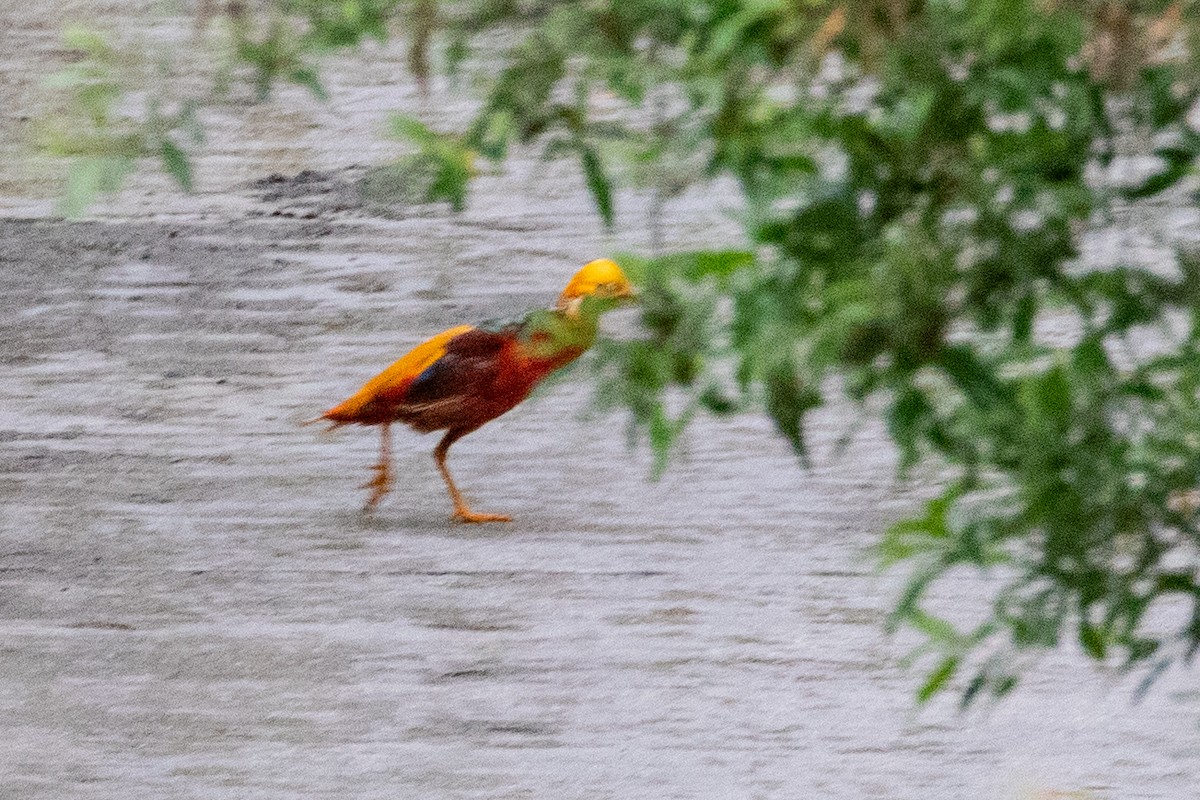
[556,258,637,314]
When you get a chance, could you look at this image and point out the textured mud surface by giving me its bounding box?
[3,6,1200,800]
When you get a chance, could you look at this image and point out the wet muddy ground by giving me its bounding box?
[3,6,1200,799]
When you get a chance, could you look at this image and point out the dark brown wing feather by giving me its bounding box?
[395,328,515,432]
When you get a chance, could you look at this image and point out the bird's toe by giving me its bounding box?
[453,510,513,524]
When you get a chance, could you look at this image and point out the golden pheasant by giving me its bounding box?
[319,258,636,522]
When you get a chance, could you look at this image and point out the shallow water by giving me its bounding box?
[2,5,1199,799]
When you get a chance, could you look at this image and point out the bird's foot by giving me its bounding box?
[361,463,392,511]
[452,509,512,524]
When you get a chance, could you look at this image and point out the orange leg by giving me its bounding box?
[434,429,511,524]
[362,422,393,511]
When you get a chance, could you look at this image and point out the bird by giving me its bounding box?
[317,258,636,522]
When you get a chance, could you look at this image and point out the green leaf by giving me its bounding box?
[1139,66,1190,130]
[1032,364,1071,431]
[648,405,672,454]
[706,1,784,64]
[1079,622,1107,660]
[177,101,205,144]
[650,250,754,288]
[994,675,1018,697]
[1012,290,1036,342]
[646,403,693,479]
[877,87,937,142]
[881,487,958,566]
[763,359,820,467]
[887,388,931,472]
[288,66,329,100]
[388,113,441,148]
[960,671,988,708]
[59,155,135,218]
[699,384,740,415]
[159,139,193,191]
[432,149,474,210]
[940,346,1008,410]
[1123,137,1200,201]
[680,250,754,284]
[910,610,960,645]
[1072,336,1109,376]
[1156,572,1199,594]
[579,144,614,228]
[1134,658,1174,701]
[1123,154,1195,200]
[917,656,959,703]
[62,24,116,60]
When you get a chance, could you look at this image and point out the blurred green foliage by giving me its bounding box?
[438,0,1200,704]
[39,1,417,214]
[39,0,1200,704]
[40,25,204,216]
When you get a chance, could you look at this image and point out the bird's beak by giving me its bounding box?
[617,283,639,304]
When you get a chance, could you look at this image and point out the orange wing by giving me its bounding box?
[322,324,475,425]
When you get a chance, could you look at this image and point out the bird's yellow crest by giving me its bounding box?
[556,259,636,309]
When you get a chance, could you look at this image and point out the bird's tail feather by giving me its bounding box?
[300,413,345,431]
